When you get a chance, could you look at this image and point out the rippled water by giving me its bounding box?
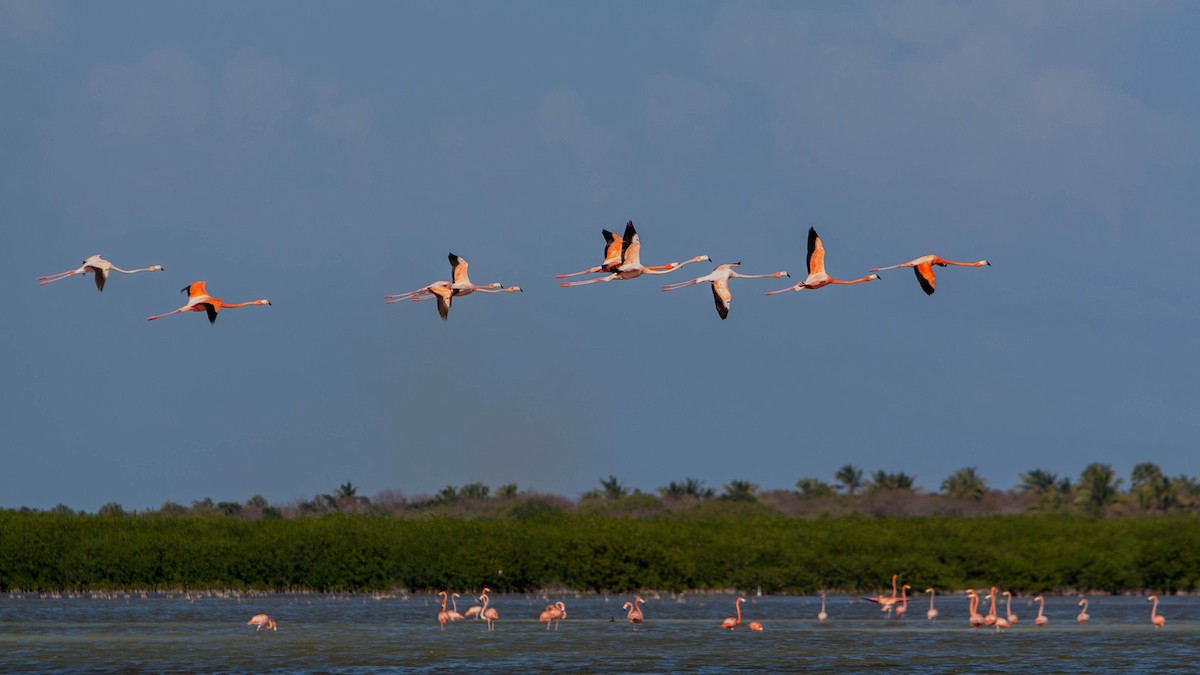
[1,593,1195,673]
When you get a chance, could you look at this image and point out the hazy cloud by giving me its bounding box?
[86,49,210,139]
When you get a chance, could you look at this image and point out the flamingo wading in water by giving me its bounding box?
[622,596,645,624]
[765,227,879,296]
[246,614,277,631]
[146,282,270,324]
[559,221,709,287]
[1003,591,1018,625]
[1077,598,1090,624]
[437,591,451,630]
[869,254,990,296]
[38,254,164,292]
[477,589,499,631]
[818,591,828,622]
[447,593,465,621]
[661,263,789,319]
[1148,595,1166,628]
[1034,595,1048,626]
[925,588,938,621]
[720,597,746,630]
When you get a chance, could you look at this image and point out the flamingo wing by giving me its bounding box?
[914,262,937,295]
[621,222,641,266]
[93,268,107,292]
[449,254,470,284]
[183,281,209,299]
[806,227,825,276]
[602,229,624,267]
[430,285,453,320]
[711,278,732,320]
[203,303,219,324]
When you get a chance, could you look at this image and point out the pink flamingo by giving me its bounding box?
[555,228,627,278]
[983,588,998,627]
[146,281,270,324]
[539,604,556,630]
[246,614,277,631]
[720,597,746,630]
[38,254,163,292]
[447,593,465,621]
[559,221,708,287]
[925,588,938,620]
[1077,598,1090,624]
[1003,591,1018,625]
[818,591,828,622]
[967,590,984,628]
[436,591,451,630]
[386,254,520,320]
[895,584,911,618]
[1148,595,1165,628]
[765,227,879,296]
[622,596,645,624]
[748,621,763,631]
[1033,595,1048,626]
[463,586,489,619]
[869,254,990,296]
[478,589,499,631]
[661,263,789,319]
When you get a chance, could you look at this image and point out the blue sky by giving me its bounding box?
[2,1,1197,511]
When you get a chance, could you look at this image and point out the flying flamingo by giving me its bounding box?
[622,596,645,624]
[478,590,499,631]
[720,597,746,630]
[1077,598,1090,624]
[146,281,270,324]
[1003,591,1018,624]
[386,254,521,320]
[765,227,879,296]
[559,221,709,287]
[818,591,828,622]
[436,591,452,630]
[925,588,938,620]
[1033,595,1048,626]
[661,263,789,319]
[869,254,990,296]
[555,228,626,278]
[246,614,277,631]
[1148,595,1165,628]
[447,593,465,621]
[748,621,763,631]
[38,254,164,292]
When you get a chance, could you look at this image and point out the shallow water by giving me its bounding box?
[0,593,1196,673]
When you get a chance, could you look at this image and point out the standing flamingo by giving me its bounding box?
[1148,595,1166,628]
[478,590,499,631]
[1003,591,1018,624]
[765,227,879,296]
[463,586,489,619]
[983,588,998,627]
[1077,598,1090,624]
[1033,595,1048,626]
[818,591,828,622]
[748,621,763,631]
[622,596,645,624]
[925,588,938,620]
[967,590,984,628]
[863,574,902,615]
[559,221,709,287]
[246,614,277,631]
[555,228,627,278]
[447,593,465,621]
[552,601,567,630]
[720,597,746,630]
[661,263,789,319]
[437,591,451,630]
[539,604,557,630]
[869,254,990,296]
[990,587,1010,632]
[146,281,270,324]
[895,584,912,618]
[38,254,164,292]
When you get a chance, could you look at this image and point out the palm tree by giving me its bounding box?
[835,465,864,496]
[497,483,519,498]
[795,477,837,498]
[1077,463,1122,515]
[941,467,987,500]
[660,477,715,500]
[459,482,490,499]
[721,480,760,502]
[1130,462,1173,511]
[600,475,629,499]
[1018,469,1059,495]
[868,470,917,493]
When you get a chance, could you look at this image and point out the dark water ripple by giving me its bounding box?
[1,594,1196,673]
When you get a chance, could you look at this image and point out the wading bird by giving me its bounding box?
[720,597,746,630]
[869,254,990,296]
[1148,595,1166,628]
[559,221,708,287]
[1034,596,1048,626]
[437,591,451,630]
[863,574,903,616]
[895,584,912,618]
[818,591,828,622]
[38,254,164,292]
[1003,591,1018,625]
[477,589,499,631]
[967,590,984,628]
[748,621,763,631]
[661,263,789,319]
[146,281,270,324]
[622,597,645,624]
[765,227,879,296]
[447,593,465,621]
[246,614,277,631]
[925,588,938,620]
[1077,598,1090,624]
[463,587,489,619]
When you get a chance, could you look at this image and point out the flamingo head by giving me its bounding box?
[1148,595,1158,602]
[622,602,632,611]
[1078,598,1087,606]
[979,260,991,266]
[925,588,934,594]
[869,273,881,280]
[151,265,164,272]
[1034,595,1043,602]
[507,285,523,292]
[693,255,711,263]
[777,271,790,278]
